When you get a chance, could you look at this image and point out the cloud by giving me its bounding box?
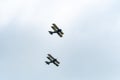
[0,0,120,80]
[0,0,114,28]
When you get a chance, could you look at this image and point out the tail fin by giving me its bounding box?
[45,61,50,65]
[48,31,53,35]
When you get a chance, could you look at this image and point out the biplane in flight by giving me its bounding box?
[45,54,60,67]
[48,23,64,37]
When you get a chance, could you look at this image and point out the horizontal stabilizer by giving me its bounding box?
[45,61,50,65]
[48,31,53,35]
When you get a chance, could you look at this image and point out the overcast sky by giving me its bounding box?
[0,0,120,80]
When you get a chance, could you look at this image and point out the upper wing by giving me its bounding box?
[48,54,55,60]
[52,23,59,30]
[47,57,53,61]
[51,26,58,31]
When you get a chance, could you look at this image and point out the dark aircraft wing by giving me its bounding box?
[60,31,64,34]
[57,32,63,37]
[52,23,59,30]
[53,62,59,66]
[47,57,53,61]
[51,26,58,31]
[48,54,55,59]
[55,60,60,64]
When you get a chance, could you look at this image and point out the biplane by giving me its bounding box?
[48,23,64,37]
[45,54,60,67]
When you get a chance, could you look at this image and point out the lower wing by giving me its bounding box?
[53,62,59,66]
[57,32,63,37]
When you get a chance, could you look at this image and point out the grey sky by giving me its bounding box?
[0,0,120,80]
